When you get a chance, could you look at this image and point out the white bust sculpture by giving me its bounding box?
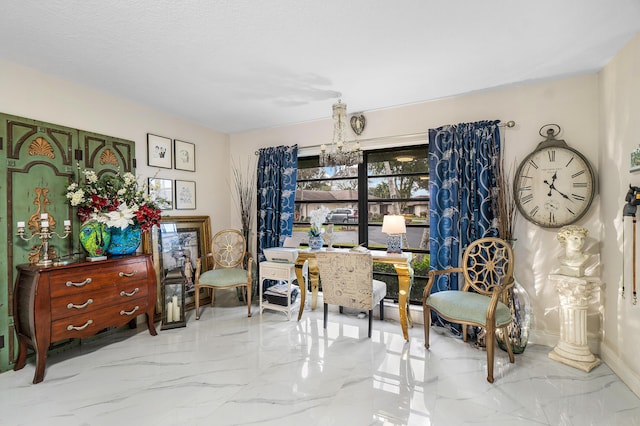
[557,225,589,277]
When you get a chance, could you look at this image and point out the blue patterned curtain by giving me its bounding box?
[429,120,501,296]
[257,145,298,262]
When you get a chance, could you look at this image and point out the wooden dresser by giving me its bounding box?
[13,254,158,383]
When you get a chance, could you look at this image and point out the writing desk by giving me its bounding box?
[294,248,414,340]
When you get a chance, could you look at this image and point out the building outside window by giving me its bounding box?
[294,145,429,303]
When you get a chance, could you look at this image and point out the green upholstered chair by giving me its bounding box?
[422,237,515,383]
[316,251,387,338]
[194,229,253,318]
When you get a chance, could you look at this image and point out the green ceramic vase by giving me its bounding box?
[79,220,111,258]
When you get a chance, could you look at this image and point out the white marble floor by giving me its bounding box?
[1,293,639,426]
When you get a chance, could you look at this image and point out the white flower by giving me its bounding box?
[105,204,135,230]
[123,172,136,185]
[309,206,330,236]
[83,169,98,184]
[68,189,85,206]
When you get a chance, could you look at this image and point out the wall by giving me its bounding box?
[0,60,231,233]
[599,32,640,397]
[232,73,602,344]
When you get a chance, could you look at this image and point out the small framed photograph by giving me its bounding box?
[148,178,173,210]
[631,148,640,173]
[174,139,195,172]
[147,134,172,169]
[175,180,196,210]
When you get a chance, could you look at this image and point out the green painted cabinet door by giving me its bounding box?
[0,114,136,372]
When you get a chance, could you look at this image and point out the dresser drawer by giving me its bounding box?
[50,283,149,321]
[51,297,148,341]
[260,263,295,280]
[48,259,149,298]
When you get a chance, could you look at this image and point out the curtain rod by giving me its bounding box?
[254,120,516,155]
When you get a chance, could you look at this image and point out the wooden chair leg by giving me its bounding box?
[195,286,201,320]
[324,303,328,329]
[246,284,252,317]
[379,299,384,320]
[502,325,515,363]
[423,306,431,349]
[368,309,373,338]
[486,326,495,383]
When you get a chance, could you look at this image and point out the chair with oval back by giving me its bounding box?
[422,237,515,383]
[194,229,253,318]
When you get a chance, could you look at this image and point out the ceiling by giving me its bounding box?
[1,1,639,134]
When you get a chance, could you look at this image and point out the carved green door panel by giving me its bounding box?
[0,114,136,372]
[80,131,135,177]
[0,114,77,371]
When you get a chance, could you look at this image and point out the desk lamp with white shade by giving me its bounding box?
[381,215,406,254]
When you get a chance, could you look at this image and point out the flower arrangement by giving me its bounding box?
[308,206,330,237]
[66,168,164,231]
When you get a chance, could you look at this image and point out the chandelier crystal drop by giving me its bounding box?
[320,100,363,167]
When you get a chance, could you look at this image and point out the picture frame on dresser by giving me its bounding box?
[147,134,173,169]
[174,139,195,171]
[142,215,212,319]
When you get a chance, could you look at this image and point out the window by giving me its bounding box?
[294,145,430,303]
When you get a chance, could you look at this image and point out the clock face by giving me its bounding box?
[514,145,595,228]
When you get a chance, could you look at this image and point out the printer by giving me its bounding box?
[263,247,299,263]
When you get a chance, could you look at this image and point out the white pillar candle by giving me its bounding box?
[166,301,174,322]
[41,221,49,228]
[17,221,25,228]
[40,213,48,220]
[63,220,71,226]
[173,303,180,322]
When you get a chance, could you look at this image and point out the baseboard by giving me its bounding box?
[600,343,640,399]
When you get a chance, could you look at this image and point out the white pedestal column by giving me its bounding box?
[548,274,601,372]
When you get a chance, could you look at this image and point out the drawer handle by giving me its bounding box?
[67,299,93,309]
[120,288,140,297]
[66,278,92,287]
[66,319,93,331]
[119,270,137,277]
[120,306,140,316]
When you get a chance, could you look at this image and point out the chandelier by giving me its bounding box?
[320,100,363,167]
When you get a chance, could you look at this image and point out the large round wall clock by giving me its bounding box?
[514,124,596,228]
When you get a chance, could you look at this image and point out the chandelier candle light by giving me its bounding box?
[17,213,72,267]
[382,215,406,254]
[320,100,363,167]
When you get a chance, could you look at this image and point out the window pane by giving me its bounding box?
[296,178,358,200]
[367,147,428,176]
[368,224,429,251]
[297,161,358,179]
[367,176,429,199]
[367,201,429,222]
[292,224,359,247]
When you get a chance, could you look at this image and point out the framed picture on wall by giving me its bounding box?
[147,134,172,169]
[175,179,196,209]
[631,147,640,172]
[148,178,173,210]
[174,139,196,171]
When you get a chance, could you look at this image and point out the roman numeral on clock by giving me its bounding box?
[529,205,539,217]
[571,170,585,179]
[572,193,586,201]
[548,150,556,162]
[521,194,534,204]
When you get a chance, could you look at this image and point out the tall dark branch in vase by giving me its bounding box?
[496,155,518,242]
[231,158,256,233]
